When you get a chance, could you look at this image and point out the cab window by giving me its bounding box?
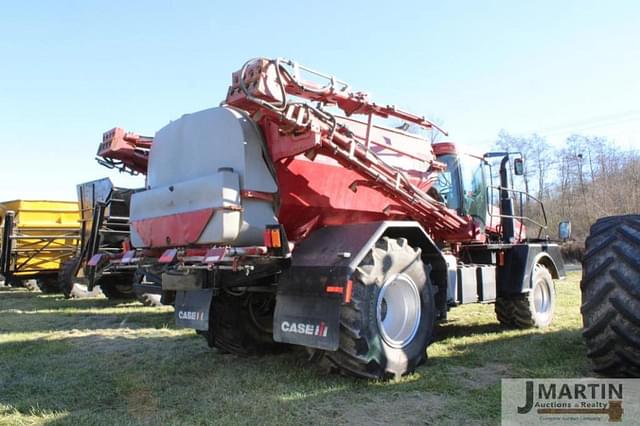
[434,154,462,211]
[460,154,488,226]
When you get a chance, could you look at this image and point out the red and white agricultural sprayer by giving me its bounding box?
[93,58,565,379]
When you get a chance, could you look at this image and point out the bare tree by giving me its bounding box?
[546,135,640,239]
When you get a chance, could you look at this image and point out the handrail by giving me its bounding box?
[487,185,548,239]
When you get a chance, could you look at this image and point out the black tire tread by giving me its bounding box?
[59,257,81,298]
[581,214,640,377]
[511,294,536,328]
[325,237,434,379]
[208,291,283,356]
[495,297,515,326]
[36,277,61,293]
[99,275,136,300]
[495,264,555,329]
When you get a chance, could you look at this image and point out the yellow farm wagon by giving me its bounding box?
[0,200,80,292]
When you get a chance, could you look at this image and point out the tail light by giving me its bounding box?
[263,224,288,256]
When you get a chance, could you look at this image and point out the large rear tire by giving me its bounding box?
[59,257,80,298]
[495,263,555,328]
[99,275,136,300]
[325,237,435,379]
[581,215,640,377]
[37,277,60,293]
[206,289,283,355]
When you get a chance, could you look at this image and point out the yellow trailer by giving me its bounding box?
[0,200,80,291]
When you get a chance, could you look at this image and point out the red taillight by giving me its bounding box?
[263,228,282,248]
[263,225,289,256]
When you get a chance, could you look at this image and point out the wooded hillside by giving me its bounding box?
[494,132,640,241]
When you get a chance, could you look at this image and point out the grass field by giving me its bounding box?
[0,272,590,425]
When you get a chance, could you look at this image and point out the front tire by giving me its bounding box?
[326,237,435,379]
[495,263,555,328]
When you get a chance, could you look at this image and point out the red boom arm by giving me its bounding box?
[97,127,153,175]
[226,58,470,235]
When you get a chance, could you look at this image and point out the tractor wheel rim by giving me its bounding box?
[533,277,550,316]
[376,273,422,349]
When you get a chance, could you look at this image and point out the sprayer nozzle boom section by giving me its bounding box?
[226,58,447,136]
[97,127,153,175]
[225,58,467,235]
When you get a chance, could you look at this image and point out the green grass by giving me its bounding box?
[0,272,589,425]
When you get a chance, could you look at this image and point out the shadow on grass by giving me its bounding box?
[0,286,174,334]
[0,325,591,426]
[1,289,142,309]
[0,281,592,425]
[435,321,508,340]
[0,310,175,333]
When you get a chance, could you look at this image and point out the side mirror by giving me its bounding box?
[559,221,572,241]
[513,158,524,176]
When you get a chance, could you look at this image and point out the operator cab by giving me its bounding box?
[432,142,489,231]
[433,142,541,244]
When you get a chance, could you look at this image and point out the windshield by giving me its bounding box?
[460,154,488,227]
[434,154,462,212]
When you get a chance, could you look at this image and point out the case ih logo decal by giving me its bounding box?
[281,320,328,337]
[177,310,205,321]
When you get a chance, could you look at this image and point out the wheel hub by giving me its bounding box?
[376,273,422,349]
[533,276,551,316]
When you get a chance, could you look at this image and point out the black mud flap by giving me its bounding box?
[174,289,213,331]
[273,221,441,352]
[273,294,340,351]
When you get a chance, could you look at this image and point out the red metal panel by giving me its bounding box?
[133,208,215,248]
[226,58,471,242]
[276,155,424,241]
[98,128,152,174]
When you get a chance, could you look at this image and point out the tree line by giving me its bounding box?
[494,131,640,242]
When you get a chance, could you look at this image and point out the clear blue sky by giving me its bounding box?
[1,0,639,200]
